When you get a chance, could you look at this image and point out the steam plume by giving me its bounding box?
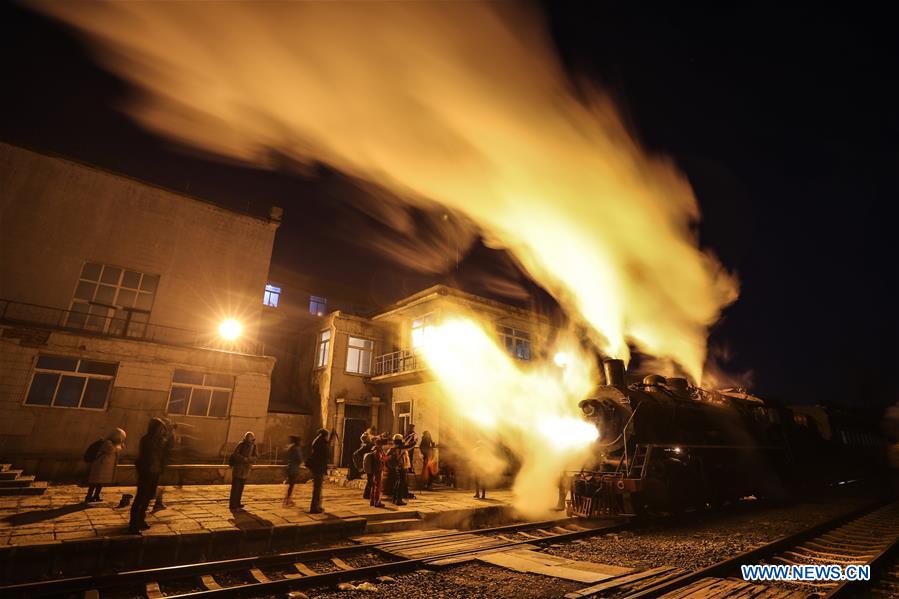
[34,1,737,380]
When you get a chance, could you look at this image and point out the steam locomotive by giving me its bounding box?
[568,359,885,518]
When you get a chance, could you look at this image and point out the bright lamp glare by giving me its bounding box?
[219,319,242,341]
[553,352,569,367]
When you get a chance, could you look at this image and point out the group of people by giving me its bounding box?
[226,428,331,514]
[351,424,443,507]
[81,419,463,535]
[83,418,174,534]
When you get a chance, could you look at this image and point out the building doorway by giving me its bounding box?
[341,418,367,467]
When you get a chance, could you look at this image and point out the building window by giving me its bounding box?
[395,401,412,436]
[309,295,327,316]
[346,336,374,375]
[263,283,281,308]
[166,369,234,418]
[497,325,531,360]
[24,355,117,410]
[411,313,436,348]
[316,329,331,368]
[67,262,158,337]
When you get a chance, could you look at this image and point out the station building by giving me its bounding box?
[0,141,551,481]
[300,285,550,469]
[0,142,285,478]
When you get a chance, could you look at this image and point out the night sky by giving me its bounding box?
[2,3,896,408]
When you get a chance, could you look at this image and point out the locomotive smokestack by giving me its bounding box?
[603,358,626,386]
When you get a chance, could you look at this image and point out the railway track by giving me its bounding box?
[595,499,899,599]
[0,517,630,598]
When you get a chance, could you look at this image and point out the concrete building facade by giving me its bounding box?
[306,284,551,471]
[0,143,283,478]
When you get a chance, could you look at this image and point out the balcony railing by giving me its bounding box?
[0,298,265,356]
[373,348,425,377]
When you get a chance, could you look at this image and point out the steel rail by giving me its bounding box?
[160,519,634,598]
[0,517,628,598]
[824,526,899,598]
[623,498,896,599]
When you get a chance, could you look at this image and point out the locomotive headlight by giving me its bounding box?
[582,404,595,416]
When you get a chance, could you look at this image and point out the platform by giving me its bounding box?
[0,481,516,583]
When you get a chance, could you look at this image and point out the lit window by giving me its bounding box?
[316,329,331,368]
[309,295,327,316]
[68,262,157,338]
[346,336,374,375]
[411,313,436,348]
[263,283,281,308]
[166,369,233,418]
[24,355,117,410]
[497,325,531,360]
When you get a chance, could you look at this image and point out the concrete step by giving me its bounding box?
[364,517,426,535]
[0,481,47,495]
[365,509,422,523]
[0,469,24,480]
[0,475,36,487]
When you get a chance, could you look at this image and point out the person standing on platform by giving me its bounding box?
[284,435,304,507]
[389,434,409,506]
[357,426,376,494]
[128,418,170,534]
[365,437,388,508]
[403,424,418,472]
[85,428,126,503]
[418,430,436,491]
[151,419,178,513]
[229,432,257,510]
[306,428,330,514]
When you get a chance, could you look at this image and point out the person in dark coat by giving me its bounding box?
[418,430,436,491]
[403,424,418,473]
[306,428,329,514]
[358,426,377,499]
[128,418,170,534]
[367,437,389,508]
[388,434,409,506]
[229,432,257,510]
[284,435,303,507]
[86,428,126,503]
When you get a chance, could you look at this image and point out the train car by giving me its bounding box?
[568,359,890,518]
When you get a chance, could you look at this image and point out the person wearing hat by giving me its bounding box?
[85,428,126,503]
[306,428,330,513]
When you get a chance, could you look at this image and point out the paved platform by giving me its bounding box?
[0,481,515,583]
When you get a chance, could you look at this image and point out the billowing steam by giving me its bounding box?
[35,2,740,513]
[419,312,600,515]
[34,1,737,380]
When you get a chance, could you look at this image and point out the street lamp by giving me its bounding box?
[218,318,243,341]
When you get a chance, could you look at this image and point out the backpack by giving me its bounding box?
[84,439,104,463]
[362,451,378,476]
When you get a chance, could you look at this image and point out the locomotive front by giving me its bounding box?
[569,359,789,517]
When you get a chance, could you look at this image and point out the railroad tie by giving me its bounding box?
[330,557,353,570]
[200,575,223,590]
[145,582,165,599]
[249,568,272,583]
[293,562,318,577]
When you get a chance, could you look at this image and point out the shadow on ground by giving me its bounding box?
[230,509,273,530]
[2,502,90,526]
